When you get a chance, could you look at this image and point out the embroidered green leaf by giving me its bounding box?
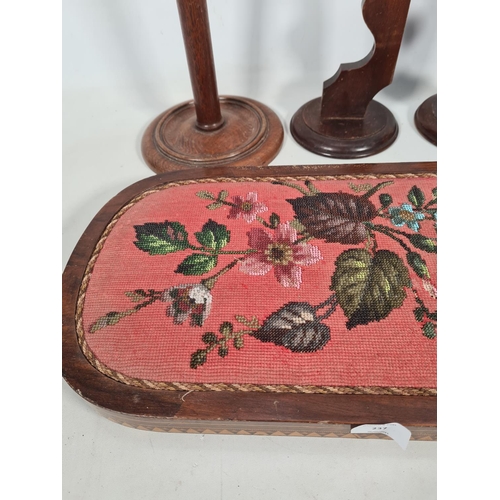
[407,186,425,208]
[201,332,218,345]
[289,219,306,232]
[408,234,437,253]
[206,201,224,210]
[175,254,218,275]
[379,193,393,208]
[427,312,437,321]
[287,192,377,244]
[218,347,229,358]
[269,212,280,228]
[233,336,244,350]
[194,220,230,250]
[432,187,437,198]
[217,190,229,201]
[195,229,215,249]
[190,349,208,369]
[252,302,331,352]
[331,249,410,330]
[196,191,215,200]
[134,221,189,255]
[422,322,436,339]
[348,182,373,193]
[89,311,126,333]
[413,307,425,322]
[124,289,148,302]
[219,321,233,336]
[406,252,430,279]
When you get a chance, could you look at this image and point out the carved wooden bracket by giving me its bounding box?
[291,0,411,159]
[321,0,411,120]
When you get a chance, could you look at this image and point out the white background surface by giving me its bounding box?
[63,1,437,498]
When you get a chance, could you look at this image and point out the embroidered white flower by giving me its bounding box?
[161,284,213,327]
[422,279,437,299]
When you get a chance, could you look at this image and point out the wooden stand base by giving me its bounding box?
[142,96,283,173]
[290,98,398,159]
[414,94,437,146]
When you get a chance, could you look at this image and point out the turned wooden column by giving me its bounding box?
[290,0,411,159]
[142,0,284,173]
[177,0,223,131]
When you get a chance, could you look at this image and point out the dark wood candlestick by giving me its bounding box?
[142,0,284,173]
[414,94,437,145]
[290,0,411,159]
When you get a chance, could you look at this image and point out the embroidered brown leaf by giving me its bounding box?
[331,249,410,329]
[287,193,377,244]
[251,302,330,353]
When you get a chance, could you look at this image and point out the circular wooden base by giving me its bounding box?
[142,96,284,173]
[290,98,398,159]
[414,94,437,146]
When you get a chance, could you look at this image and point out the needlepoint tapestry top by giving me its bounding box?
[78,174,437,394]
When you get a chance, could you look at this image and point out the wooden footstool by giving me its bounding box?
[63,163,437,439]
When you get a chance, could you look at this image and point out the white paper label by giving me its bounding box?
[350,423,411,450]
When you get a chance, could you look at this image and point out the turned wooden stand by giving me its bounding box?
[291,0,411,159]
[415,94,437,145]
[142,0,284,173]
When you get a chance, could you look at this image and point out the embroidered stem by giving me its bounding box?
[89,291,163,333]
[313,294,338,321]
[255,215,272,228]
[411,287,437,338]
[314,294,337,311]
[214,249,257,255]
[271,180,311,196]
[201,258,242,290]
[305,180,321,194]
[360,181,394,199]
[412,288,437,318]
[370,223,415,239]
[366,230,378,254]
[367,223,412,252]
[293,234,313,245]
[187,243,256,255]
[316,301,338,321]
[191,318,259,368]
[219,200,238,208]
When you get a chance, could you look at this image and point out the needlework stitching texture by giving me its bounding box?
[77,174,437,395]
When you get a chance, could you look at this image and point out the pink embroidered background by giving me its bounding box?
[81,177,437,390]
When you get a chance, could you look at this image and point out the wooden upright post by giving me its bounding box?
[290,0,411,159]
[142,0,283,173]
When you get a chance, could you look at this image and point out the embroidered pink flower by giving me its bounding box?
[228,192,268,223]
[239,223,322,288]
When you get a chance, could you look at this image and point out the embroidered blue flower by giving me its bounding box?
[388,204,425,232]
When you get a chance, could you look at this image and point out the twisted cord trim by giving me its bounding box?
[75,173,437,396]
